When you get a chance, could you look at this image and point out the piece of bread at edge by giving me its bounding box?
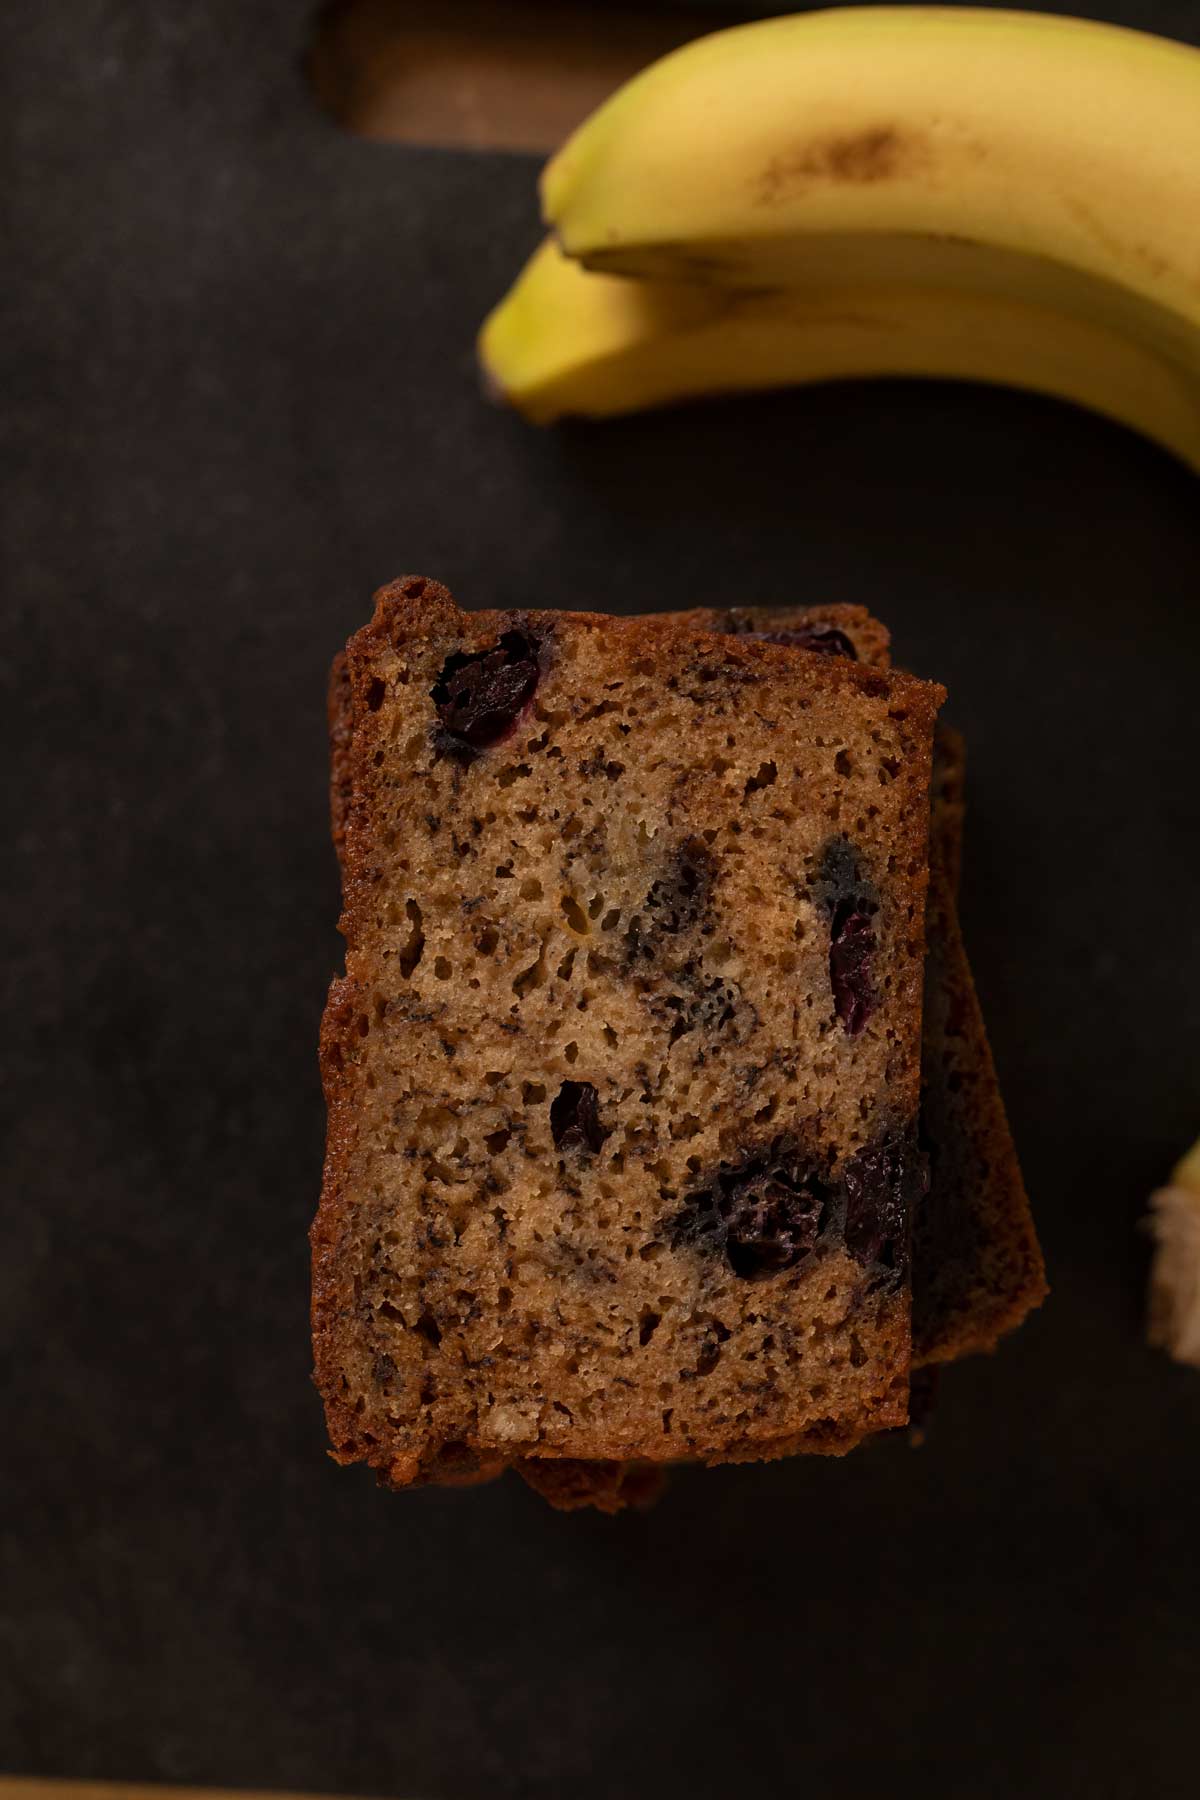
[313,577,943,1490]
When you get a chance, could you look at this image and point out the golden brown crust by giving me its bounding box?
[313,578,942,1491]
[930,723,967,897]
[518,1408,876,1514]
[312,971,384,1469]
[914,734,1047,1363]
[667,603,892,670]
[328,650,355,862]
[517,1457,668,1514]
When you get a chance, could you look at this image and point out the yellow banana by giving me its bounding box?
[480,238,1200,471]
[542,8,1200,370]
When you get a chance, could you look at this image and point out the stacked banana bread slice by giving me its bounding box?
[314,579,1043,1508]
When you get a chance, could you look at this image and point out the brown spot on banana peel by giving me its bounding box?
[755,126,929,204]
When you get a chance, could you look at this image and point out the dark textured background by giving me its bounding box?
[4,3,1200,1797]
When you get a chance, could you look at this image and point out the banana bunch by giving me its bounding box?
[479,7,1200,470]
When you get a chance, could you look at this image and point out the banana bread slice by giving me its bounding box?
[313,578,943,1488]
[324,600,1042,1509]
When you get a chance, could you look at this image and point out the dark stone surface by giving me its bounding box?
[3,4,1200,1798]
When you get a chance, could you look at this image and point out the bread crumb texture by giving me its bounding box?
[312,578,943,1487]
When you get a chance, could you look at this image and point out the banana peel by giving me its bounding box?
[481,9,1200,472]
[480,238,1200,471]
[543,7,1200,334]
